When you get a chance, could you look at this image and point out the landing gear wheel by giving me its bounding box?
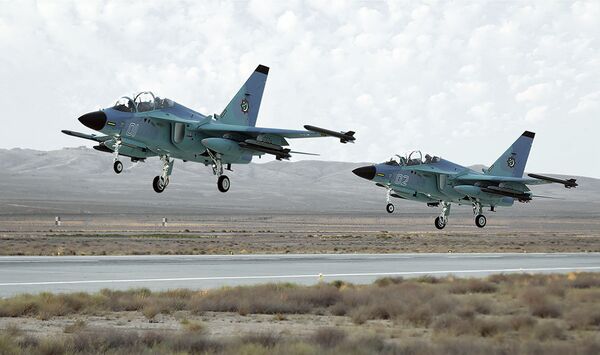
[434,216,446,230]
[152,176,168,193]
[113,160,123,174]
[386,203,395,214]
[475,214,487,228]
[217,175,230,193]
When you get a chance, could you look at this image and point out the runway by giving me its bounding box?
[0,253,598,297]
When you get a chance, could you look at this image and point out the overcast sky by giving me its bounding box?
[0,0,598,177]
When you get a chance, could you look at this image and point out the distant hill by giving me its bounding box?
[1,147,599,216]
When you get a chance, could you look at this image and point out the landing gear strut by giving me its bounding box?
[434,202,451,230]
[152,155,173,193]
[112,138,123,174]
[473,202,486,228]
[207,150,230,193]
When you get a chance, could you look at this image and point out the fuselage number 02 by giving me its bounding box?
[394,173,409,186]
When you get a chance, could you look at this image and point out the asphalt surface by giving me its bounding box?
[0,253,599,297]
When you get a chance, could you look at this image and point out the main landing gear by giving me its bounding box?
[207,150,230,193]
[152,155,174,193]
[434,201,451,230]
[473,202,487,228]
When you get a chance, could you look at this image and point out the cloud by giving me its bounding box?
[525,106,548,122]
[0,0,598,177]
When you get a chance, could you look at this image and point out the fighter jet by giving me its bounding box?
[62,65,355,193]
[352,131,577,229]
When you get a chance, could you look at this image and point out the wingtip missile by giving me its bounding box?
[303,125,356,143]
[527,173,578,188]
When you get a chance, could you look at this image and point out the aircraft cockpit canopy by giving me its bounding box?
[112,92,174,113]
[385,151,440,166]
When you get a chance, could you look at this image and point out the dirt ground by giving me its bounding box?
[0,213,599,255]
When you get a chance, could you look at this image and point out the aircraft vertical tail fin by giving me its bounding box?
[486,131,535,178]
[217,65,268,127]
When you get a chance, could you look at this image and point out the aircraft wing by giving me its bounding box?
[61,130,111,142]
[455,173,578,188]
[199,123,356,142]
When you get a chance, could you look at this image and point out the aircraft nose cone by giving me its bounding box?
[352,165,376,180]
[78,111,107,131]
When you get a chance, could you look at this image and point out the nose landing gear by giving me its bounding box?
[112,138,123,174]
[434,202,451,229]
[384,188,395,213]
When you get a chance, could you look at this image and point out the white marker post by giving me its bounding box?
[162,217,168,227]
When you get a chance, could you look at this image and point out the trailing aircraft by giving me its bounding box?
[353,131,577,229]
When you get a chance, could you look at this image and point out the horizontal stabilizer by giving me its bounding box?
[527,173,578,188]
[303,125,356,143]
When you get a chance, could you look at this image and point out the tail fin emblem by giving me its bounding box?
[240,98,249,113]
[507,156,516,168]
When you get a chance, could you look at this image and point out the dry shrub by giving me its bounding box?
[350,304,391,324]
[462,295,493,315]
[530,301,562,319]
[374,277,404,287]
[474,317,510,337]
[183,320,205,333]
[142,304,160,321]
[170,333,222,353]
[4,323,21,337]
[429,295,458,315]
[533,321,567,341]
[240,332,280,348]
[521,287,562,318]
[565,307,600,329]
[569,273,600,289]
[312,327,346,348]
[406,305,433,327]
[0,335,20,355]
[432,314,472,335]
[0,295,39,317]
[191,283,340,315]
[141,331,164,347]
[63,319,86,333]
[448,279,497,294]
[36,337,68,355]
[414,275,441,284]
[99,288,149,312]
[510,315,537,331]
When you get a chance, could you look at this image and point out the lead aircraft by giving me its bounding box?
[63,65,355,193]
[353,131,578,229]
